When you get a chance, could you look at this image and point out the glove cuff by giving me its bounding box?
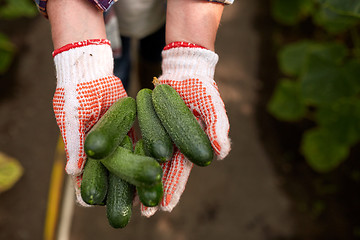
[161,42,219,80]
[53,39,114,87]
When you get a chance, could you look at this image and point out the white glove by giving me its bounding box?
[52,39,127,206]
[141,42,231,217]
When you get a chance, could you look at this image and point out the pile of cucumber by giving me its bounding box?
[81,84,214,228]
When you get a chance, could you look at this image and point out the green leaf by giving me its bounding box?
[278,41,312,76]
[342,59,360,94]
[268,79,307,121]
[271,0,314,25]
[0,152,24,193]
[305,42,348,63]
[316,98,360,145]
[318,0,360,18]
[300,53,356,105]
[313,5,360,34]
[301,127,349,173]
[0,0,38,20]
[278,41,347,76]
[0,32,15,74]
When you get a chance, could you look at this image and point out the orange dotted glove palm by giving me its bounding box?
[52,39,127,206]
[141,42,231,217]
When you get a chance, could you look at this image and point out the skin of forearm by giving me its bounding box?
[47,0,106,49]
[165,0,224,51]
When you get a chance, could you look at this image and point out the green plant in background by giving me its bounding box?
[0,33,16,74]
[268,0,360,172]
[0,152,24,193]
[0,0,37,191]
[0,0,37,74]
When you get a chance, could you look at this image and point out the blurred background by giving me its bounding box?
[1,0,360,239]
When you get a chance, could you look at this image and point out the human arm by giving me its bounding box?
[165,0,224,51]
[47,0,106,49]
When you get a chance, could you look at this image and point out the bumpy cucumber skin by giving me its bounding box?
[80,158,108,205]
[84,97,136,159]
[152,84,214,167]
[120,135,133,151]
[105,134,135,228]
[101,146,162,187]
[136,88,173,162]
[134,139,163,207]
[106,173,135,228]
[134,139,146,155]
[137,182,163,207]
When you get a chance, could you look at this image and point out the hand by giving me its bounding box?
[52,39,127,206]
[141,42,231,217]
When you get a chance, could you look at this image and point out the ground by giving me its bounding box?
[0,1,296,239]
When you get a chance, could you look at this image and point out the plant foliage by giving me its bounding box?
[0,0,37,74]
[269,0,360,172]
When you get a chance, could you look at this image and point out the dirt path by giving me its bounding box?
[0,1,294,239]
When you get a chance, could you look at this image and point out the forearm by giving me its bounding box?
[47,0,106,49]
[165,0,224,51]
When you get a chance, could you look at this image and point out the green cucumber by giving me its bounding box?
[84,97,136,159]
[106,135,135,228]
[134,139,146,155]
[80,158,108,205]
[152,84,214,167]
[134,139,163,207]
[106,173,135,228]
[120,135,133,151]
[137,182,163,207]
[101,146,162,187]
[136,88,173,162]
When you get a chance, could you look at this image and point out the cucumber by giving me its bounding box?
[80,157,108,205]
[84,97,136,159]
[106,173,135,228]
[136,88,173,162]
[120,135,133,151]
[137,182,163,207]
[134,139,163,207]
[134,139,146,155]
[152,84,214,167]
[101,146,162,187]
[106,134,135,228]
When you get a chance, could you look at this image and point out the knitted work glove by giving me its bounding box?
[52,39,127,206]
[141,42,231,217]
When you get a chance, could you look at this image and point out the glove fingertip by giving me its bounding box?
[75,192,92,208]
[71,175,92,208]
[160,194,178,213]
[65,161,84,176]
[140,205,158,218]
[213,137,231,160]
